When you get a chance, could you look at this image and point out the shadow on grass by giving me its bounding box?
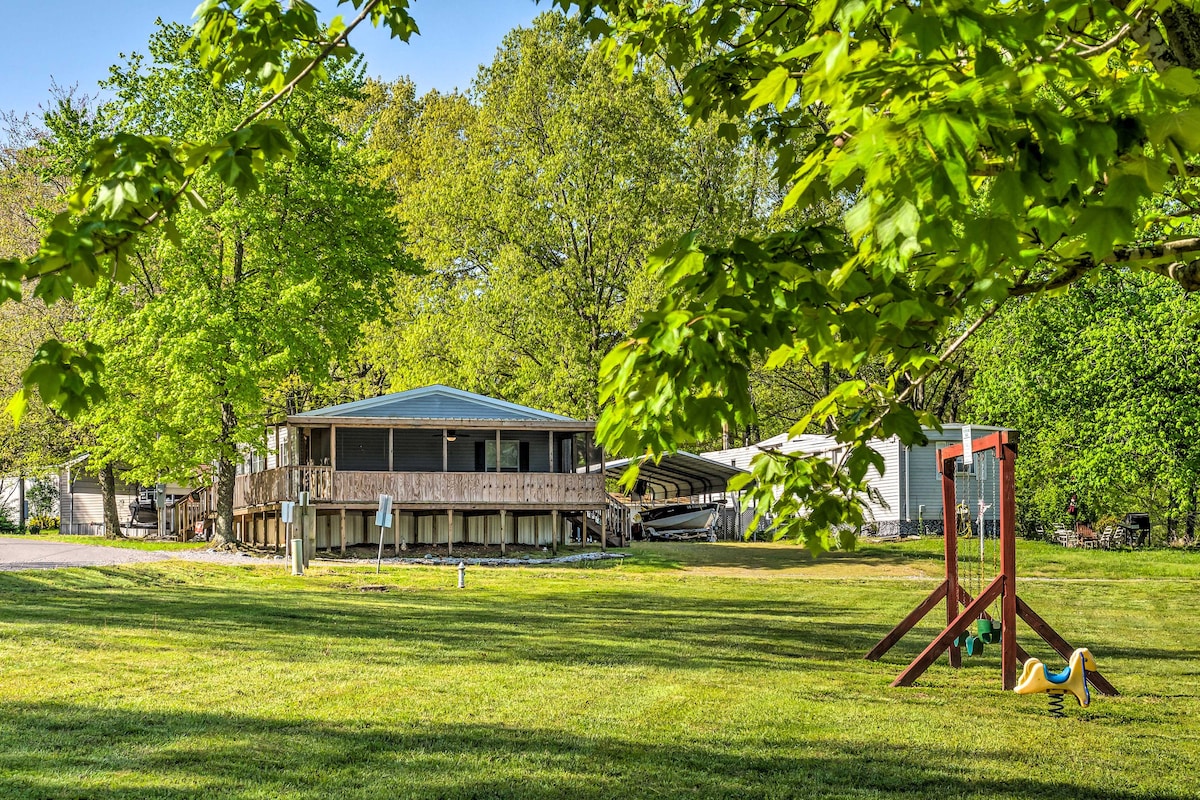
[0,700,1184,800]
[3,566,1158,693]
[0,567,905,673]
[0,565,1141,680]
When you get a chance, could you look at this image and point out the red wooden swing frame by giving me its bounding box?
[864,430,1118,695]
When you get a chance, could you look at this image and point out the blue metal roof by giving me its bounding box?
[294,385,581,422]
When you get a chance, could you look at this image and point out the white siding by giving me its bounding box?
[704,424,1012,532]
[63,475,137,534]
[862,438,901,524]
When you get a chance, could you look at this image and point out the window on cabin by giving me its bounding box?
[485,440,520,471]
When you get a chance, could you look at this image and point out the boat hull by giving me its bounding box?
[635,503,720,537]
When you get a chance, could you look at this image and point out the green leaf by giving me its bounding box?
[1149,109,1200,152]
[6,389,27,426]
[743,66,791,112]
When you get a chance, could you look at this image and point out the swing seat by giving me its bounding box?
[977,619,1001,644]
[965,635,985,656]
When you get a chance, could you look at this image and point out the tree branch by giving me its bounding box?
[1139,260,1200,291]
[1011,237,1200,296]
[236,0,383,132]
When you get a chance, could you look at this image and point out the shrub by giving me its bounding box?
[28,514,59,531]
[27,477,58,519]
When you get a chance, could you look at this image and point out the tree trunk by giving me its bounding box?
[823,363,836,434]
[99,463,121,538]
[1186,482,1197,542]
[1160,7,1200,69]
[211,401,238,548]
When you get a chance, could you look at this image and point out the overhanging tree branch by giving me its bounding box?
[1012,238,1200,296]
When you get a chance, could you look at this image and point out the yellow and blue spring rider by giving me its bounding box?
[1014,648,1097,717]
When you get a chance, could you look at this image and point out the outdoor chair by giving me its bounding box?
[1098,526,1116,549]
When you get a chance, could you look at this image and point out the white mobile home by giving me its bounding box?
[57,455,194,536]
[704,424,1012,536]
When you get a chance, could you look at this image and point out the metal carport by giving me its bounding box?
[600,452,746,500]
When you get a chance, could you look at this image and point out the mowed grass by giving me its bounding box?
[628,537,1200,580]
[0,540,1197,799]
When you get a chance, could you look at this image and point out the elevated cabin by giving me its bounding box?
[232,385,609,553]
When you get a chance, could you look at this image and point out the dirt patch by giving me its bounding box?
[319,543,570,561]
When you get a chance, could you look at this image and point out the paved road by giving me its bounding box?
[0,537,173,571]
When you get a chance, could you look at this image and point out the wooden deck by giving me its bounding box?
[234,466,605,510]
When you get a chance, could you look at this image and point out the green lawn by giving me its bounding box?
[0,540,1196,799]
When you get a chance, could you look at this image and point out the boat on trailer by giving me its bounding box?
[634,502,720,540]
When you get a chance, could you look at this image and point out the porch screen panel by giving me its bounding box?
[392,429,443,472]
[336,427,389,472]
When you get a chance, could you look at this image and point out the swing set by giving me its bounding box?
[865,430,1118,696]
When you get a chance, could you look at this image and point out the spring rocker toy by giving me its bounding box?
[1014,648,1097,717]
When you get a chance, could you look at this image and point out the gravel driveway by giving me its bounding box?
[0,537,267,571]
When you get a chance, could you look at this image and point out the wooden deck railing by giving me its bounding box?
[233,467,604,509]
[233,466,333,508]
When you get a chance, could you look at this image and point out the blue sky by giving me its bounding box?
[1,1,543,118]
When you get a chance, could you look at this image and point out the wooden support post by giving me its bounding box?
[941,457,961,668]
[865,580,949,661]
[393,512,400,556]
[330,425,337,470]
[892,575,1004,687]
[496,429,501,473]
[499,510,507,556]
[443,429,448,473]
[599,446,606,551]
[551,509,559,554]
[339,506,347,556]
[388,427,394,472]
[305,507,315,568]
[447,509,454,555]
[548,431,555,473]
[998,438,1018,690]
